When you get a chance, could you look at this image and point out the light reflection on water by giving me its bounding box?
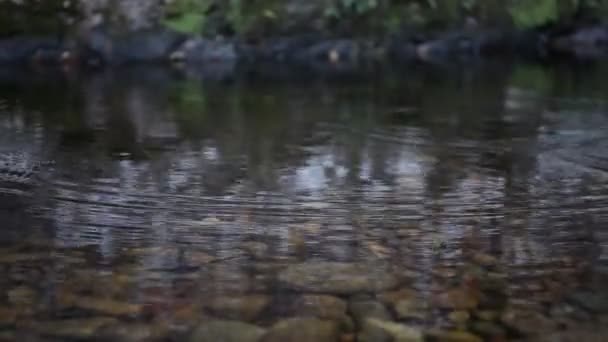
[0,63,607,341]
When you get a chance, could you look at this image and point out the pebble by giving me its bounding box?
[433,288,479,310]
[292,294,348,320]
[189,320,266,342]
[278,262,399,294]
[261,317,339,342]
[57,292,143,316]
[349,300,392,327]
[362,318,424,342]
[205,294,270,322]
[22,317,117,339]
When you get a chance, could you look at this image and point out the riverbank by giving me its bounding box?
[1,22,607,73]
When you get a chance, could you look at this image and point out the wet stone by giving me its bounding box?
[426,330,483,342]
[205,295,270,321]
[349,300,392,328]
[394,298,428,320]
[433,288,479,310]
[97,322,169,341]
[474,310,499,321]
[471,321,506,338]
[7,286,38,306]
[23,317,117,339]
[471,253,498,267]
[448,311,470,325]
[261,317,339,342]
[361,318,424,342]
[57,293,143,316]
[0,307,16,326]
[241,241,269,260]
[278,262,399,294]
[378,288,418,306]
[189,320,266,342]
[501,308,557,336]
[292,294,348,320]
[569,291,608,313]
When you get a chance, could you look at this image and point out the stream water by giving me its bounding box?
[0,62,607,341]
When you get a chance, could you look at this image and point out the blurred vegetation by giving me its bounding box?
[161,0,608,37]
[1,0,608,37]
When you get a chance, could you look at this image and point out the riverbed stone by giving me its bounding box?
[205,295,270,321]
[432,288,479,310]
[426,330,483,342]
[361,318,423,342]
[261,317,339,342]
[292,294,348,320]
[97,322,170,341]
[57,293,143,316]
[241,241,269,260]
[278,262,399,294]
[501,308,557,336]
[471,321,506,338]
[569,291,608,313]
[349,299,392,328]
[394,298,428,320]
[0,307,16,325]
[23,317,117,339]
[189,320,266,342]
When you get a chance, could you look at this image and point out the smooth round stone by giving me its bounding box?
[471,321,506,338]
[278,262,399,294]
[97,323,169,341]
[349,300,392,328]
[432,288,478,310]
[292,295,348,320]
[205,295,270,322]
[261,317,339,342]
[448,311,470,325]
[394,298,428,320]
[426,330,483,342]
[360,318,423,342]
[501,308,557,336]
[22,318,118,339]
[189,320,266,342]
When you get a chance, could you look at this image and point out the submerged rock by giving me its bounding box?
[501,308,557,336]
[205,295,270,321]
[97,322,170,341]
[57,293,143,316]
[432,288,479,310]
[22,317,117,339]
[0,307,16,325]
[349,299,392,328]
[278,262,399,294]
[261,317,339,342]
[292,294,348,320]
[360,318,423,342]
[426,330,483,342]
[189,320,266,342]
[569,291,608,313]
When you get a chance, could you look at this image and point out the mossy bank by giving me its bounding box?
[1,0,608,69]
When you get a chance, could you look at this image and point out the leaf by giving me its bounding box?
[163,13,206,34]
[509,0,558,29]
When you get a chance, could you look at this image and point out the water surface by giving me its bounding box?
[0,62,607,341]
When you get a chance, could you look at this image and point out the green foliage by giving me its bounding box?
[508,0,559,29]
[163,0,213,34]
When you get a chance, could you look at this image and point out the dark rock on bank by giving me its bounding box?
[80,27,187,65]
[550,25,608,59]
[0,36,68,65]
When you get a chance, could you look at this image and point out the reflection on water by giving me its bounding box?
[0,63,607,341]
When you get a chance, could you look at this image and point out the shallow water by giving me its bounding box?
[0,62,607,341]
